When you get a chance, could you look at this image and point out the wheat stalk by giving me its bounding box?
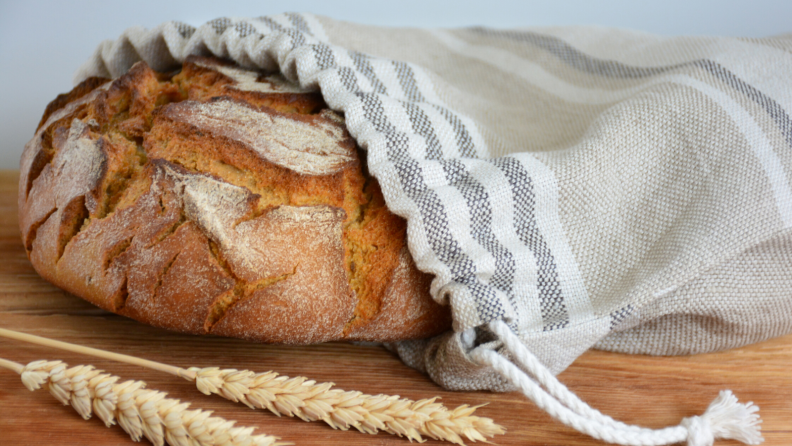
[0,357,289,446]
[0,328,505,444]
[188,366,504,444]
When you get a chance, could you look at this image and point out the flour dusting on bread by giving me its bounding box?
[165,98,353,175]
[55,120,105,211]
[19,56,451,344]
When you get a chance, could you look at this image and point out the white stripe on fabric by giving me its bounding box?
[350,54,524,325]
[432,28,785,115]
[381,67,518,323]
[508,153,593,326]
[299,13,329,42]
[363,58,406,98]
[409,59,443,105]
[428,29,633,105]
[292,44,324,88]
[535,29,792,114]
[671,77,792,228]
[311,66,350,111]
[317,46,514,326]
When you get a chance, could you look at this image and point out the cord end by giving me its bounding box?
[683,390,763,446]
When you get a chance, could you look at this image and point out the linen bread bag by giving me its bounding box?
[25,13,792,446]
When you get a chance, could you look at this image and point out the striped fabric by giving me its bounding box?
[75,14,792,391]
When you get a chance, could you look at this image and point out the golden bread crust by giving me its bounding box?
[19,56,451,344]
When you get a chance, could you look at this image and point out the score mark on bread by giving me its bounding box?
[164,98,354,176]
[19,56,451,344]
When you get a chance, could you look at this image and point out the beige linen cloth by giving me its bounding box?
[75,14,791,445]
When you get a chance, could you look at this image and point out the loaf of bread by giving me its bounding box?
[19,56,451,344]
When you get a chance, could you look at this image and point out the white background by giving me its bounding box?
[1,0,790,169]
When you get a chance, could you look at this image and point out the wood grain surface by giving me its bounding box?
[0,169,790,446]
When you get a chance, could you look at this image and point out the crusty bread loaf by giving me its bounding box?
[19,56,451,344]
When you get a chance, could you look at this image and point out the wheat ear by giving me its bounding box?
[188,366,505,444]
[0,328,505,444]
[0,357,289,446]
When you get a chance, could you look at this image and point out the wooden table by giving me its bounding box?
[0,169,789,446]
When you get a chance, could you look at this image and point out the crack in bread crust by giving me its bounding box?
[56,195,89,261]
[152,251,180,301]
[103,236,134,271]
[19,55,452,344]
[203,264,297,333]
[146,213,187,249]
[111,277,129,312]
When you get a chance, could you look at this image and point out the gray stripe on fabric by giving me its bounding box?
[473,28,792,147]
[355,91,508,322]
[492,157,568,330]
[440,159,518,303]
[256,16,306,48]
[233,22,258,38]
[695,59,792,148]
[256,16,283,32]
[173,22,196,39]
[609,305,634,330]
[285,12,312,36]
[402,102,443,159]
[312,43,336,70]
[337,66,360,91]
[349,51,388,94]
[392,61,425,102]
[471,27,672,78]
[208,17,232,35]
[432,105,477,158]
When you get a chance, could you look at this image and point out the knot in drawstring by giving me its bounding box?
[683,390,763,446]
[682,415,713,446]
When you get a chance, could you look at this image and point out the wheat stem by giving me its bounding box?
[0,356,25,373]
[2,357,289,446]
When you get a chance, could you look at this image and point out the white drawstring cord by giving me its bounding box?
[471,347,687,445]
[470,320,763,446]
[487,320,650,433]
